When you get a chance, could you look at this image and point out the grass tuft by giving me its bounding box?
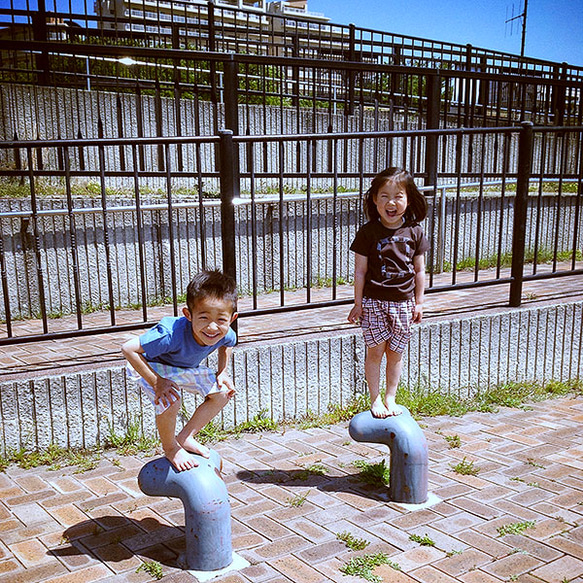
[352,459,390,486]
[340,552,398,582]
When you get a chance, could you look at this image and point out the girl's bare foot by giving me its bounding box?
[165,446,198,472]
[384,396,402,417]
[370,395,390,418]
[179,436,210,458]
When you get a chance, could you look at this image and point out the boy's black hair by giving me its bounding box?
[186,270,237,313]
[364,167,428,224]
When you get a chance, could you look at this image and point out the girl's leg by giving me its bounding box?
[365,342,391,418]
[384,348,403,416]
[177,390,231,457]
[156,399,198,471]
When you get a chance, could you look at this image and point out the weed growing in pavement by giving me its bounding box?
[526,458,545,469]
[409,533,436,547]
[497,520,536,537]
[336,531,370,551]
[444,434,461,448]
[286,492,308,507]
[340,552,398,583]
[136,560,164,580]
[352,459,390,486]
[3,443,102,473]
[451,457,480,476]
[296,463,327,480]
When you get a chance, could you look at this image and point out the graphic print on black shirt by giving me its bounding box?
[375,234,415,287]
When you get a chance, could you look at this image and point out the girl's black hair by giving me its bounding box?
[364,167,428,224]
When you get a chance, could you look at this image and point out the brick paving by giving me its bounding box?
[0,397,582,582]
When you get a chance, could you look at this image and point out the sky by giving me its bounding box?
[310,0,583,66]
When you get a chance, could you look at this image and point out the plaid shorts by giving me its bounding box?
[126,362,220,415]
[361,297,415,352]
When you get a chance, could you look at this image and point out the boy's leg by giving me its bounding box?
[156,399,199,471]
[177,390,231,457]
[365,341,391,418]
[383,347,403,416]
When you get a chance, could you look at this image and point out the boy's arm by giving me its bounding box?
[215,345,235,395]
[348,253,368,324]
[121,336,180,407]
[412,253,426,323]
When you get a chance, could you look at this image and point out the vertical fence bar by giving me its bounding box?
[63,146,83,329]
[218,130,238,283]
[0,230,12,338]
[509,121,534,307]
[131,144,148,321]
[26,147,48,333]
[164,143,178,315]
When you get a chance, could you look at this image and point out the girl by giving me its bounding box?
[348,168,429,418]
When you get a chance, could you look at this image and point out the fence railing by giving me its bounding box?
[1,1,582,142]
[0,123,582,344]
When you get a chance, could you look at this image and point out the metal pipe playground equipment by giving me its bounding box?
[138,450,233,571]
[349,406,428,504]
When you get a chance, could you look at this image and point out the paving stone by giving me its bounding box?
[269,554,328,583]
[529,555,583,581]
[480,552,544,579]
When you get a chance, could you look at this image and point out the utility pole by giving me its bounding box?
[506,0,528,57]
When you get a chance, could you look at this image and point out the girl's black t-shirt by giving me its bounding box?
[350,219,429,301]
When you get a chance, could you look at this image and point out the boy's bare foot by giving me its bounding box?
[179,436,211,458]
[165,446,198,472]
[371,396,390,418]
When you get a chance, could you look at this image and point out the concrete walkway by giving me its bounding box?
[1,396,583,582]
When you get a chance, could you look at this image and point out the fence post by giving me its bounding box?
[223,54,239,135]
[219,130,238,283]
[346,23,356,116]
[509,121,533,307]
[424,72,440,187]
[32,0,49,85]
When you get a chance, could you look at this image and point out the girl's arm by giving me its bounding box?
[348,253,368,324]
[216,345,235,395]
[412,253,426,323]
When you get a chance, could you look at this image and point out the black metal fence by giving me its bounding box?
[1,123,582,344]
[1,1,582,145]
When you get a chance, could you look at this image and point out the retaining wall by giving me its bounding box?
[1,300,581,455]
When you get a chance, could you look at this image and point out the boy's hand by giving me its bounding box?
[153,377,180,408]
[216,371,236,398]
[348,304,363,325]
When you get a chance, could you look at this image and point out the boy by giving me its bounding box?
[122,270,238,472]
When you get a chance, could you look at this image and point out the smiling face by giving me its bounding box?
[183,295,237,346]
[373,179,409,228]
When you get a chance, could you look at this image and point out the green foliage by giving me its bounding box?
[296,463,327,481]
[352,459,390,486]
[340,552,398,583]
[106,416,159,455]
[136,560,164,580]
[497,520,536,537]
[444,434,461,448]
[2,443,101,473]
[451,457,480,476]
[336,530,370,551]
[397,378,583,419]
[409,533,436,546]
[286,492,308,507]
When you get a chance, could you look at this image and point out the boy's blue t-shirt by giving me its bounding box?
[139,316,237,368]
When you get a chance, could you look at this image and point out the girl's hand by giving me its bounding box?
[153,377,180,408]
[348,304,363,325]
[216,371,236,397]
[413,304,423,323]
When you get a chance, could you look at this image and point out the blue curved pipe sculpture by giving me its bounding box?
[349,406,428,504]
[138,450,232,571]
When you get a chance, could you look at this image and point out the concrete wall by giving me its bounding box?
[1,191,581,320]
[1,300,581,454]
